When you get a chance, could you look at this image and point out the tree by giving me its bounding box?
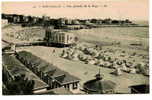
[6,74,35,95]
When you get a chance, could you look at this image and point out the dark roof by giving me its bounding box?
[37,62,48,69]
[3,54,25,70]
[2,54,49,90]
[30,58,41,67]
[34,87,73,95]
[51,68,65,77]
[129,84,149,93]
[55,72,80,85]
[17,51,80,85]
[2,41,10,49]
[39,65,51,72]
[46,69,57,76]
[83,78,116,93]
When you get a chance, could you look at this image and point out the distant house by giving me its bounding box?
[2,13,6,19]
[119,20,125,25]
[96,20,103,25]
[2,54,49,94]
[65,19,72,25]
[103,18,112,24]
[32,17,40,24]
[16,51,80,93]
[111,20,120,24]
[22,16,31,23]
[11,14,24,24]
[76,20,90,25]
[41,16,50,26]
[6,14,16,23]
[2,19,8,27]
[57,18,66,26]
[84,20,91,25]
[22,16,28,23]
[71,19,80,25]
[16,15,24,23]
[42,16,50,21]
[90,19,97,24]
[124,19,132,24]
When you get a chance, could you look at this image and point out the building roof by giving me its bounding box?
[17,51,80,85]
[83,73,116,93]
[34,87,73,95]
[2,54,49,91]
[129,84,149,93]
[39,65,53,73]
[2,41,10,50]
[55,72,80,85]
[84,79,116,92]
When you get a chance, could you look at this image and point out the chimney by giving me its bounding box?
[95,69,103,80]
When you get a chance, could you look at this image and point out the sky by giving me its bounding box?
[2,0,149,20]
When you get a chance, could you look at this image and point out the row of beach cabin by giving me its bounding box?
[3,52,80,94]
[2,54,49,93]
[16,51,80,93]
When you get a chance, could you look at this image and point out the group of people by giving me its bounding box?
[60,44,149,76]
